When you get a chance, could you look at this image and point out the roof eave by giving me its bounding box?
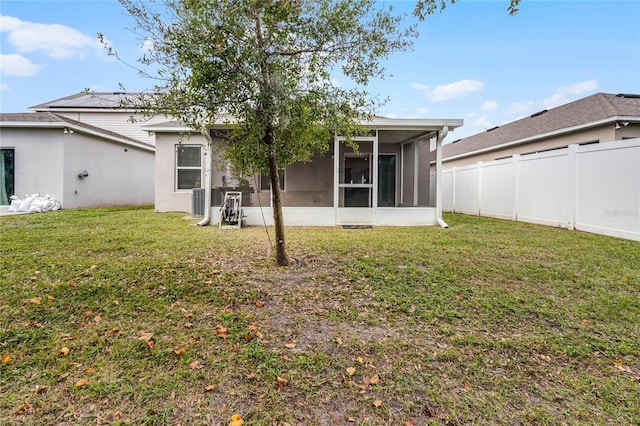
[0,121,155,152]
[441,115,640,163]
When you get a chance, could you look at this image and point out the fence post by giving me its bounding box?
[567,144,577,230]
[477,161,483,216]
[512,154,520,222]
[452,166,457,213]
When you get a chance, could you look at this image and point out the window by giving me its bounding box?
[175,145,202,191]
[260,168,285,191]
[1,149,15,205]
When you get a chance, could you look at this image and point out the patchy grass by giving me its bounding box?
[1,207,638,425]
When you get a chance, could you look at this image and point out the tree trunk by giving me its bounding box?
[265,123,289,266]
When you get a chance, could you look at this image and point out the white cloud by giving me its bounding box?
[411,82,429,91]
[0,83,9,91]
[416,106,429,115]
[481,100,498,112]
[544,80,598,108]
[0,53,43,76]
[142,37,155,52]
[0,15,103,59]
[412,80,483,102]
[472,115,492,129]
[507,100,534,115]
[430,79,483,102]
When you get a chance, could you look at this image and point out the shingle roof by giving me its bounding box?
[0,112,154,150]
[443,93,640,159]
[30,92,144,110]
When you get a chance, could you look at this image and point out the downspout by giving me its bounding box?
[197,128,213,227]
[436,126,449,228]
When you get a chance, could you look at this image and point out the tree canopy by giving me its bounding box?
[114,0,519,265]
[118,0,417,265]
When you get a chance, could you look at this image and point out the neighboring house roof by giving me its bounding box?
[30,92,144,111]
[0,112,155,152]
[443,93,640,160]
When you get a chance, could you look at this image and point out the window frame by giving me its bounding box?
[1,148,15,205]
[175,144,202,192]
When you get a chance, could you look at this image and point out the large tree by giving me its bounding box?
[117,0,416,265]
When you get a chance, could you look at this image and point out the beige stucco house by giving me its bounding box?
[439,93,640,168]
[1,93,158,210]
[148,116,463,227]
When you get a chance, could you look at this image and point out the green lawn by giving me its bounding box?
[1,207,638,425]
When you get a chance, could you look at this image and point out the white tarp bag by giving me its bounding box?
[8,194,61,213]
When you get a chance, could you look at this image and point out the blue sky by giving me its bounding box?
[1,0,639,142]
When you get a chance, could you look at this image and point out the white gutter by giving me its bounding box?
[197,128,213,227]
[436,126,449,228]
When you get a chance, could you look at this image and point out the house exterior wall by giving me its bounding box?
[443,124,619,169]
[0,127,64,203]
[0,127,153,209]
[61,132,154,209]
[154,131,207,212]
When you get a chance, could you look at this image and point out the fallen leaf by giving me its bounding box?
[146,341,154,349]
[82,310,93,318]
[212,269,221,275]
[2,354,10,363]
[463,383,471,391]
[184,312,194,318]
[581,319,590,325]
[184,322,194,328]
[59,347,70,356]
[335,337,343,346]
[216,325,228,339]
[277,376,288,387]
[228,413,244,426]
[373,399,383,407]
[172,347,186,355]
[255,300,264,307]
[109,327,120,334]
[113,300,120,305]
[369,374,381,385]
[75,378,89,387]
[346,366,356,376]
[47,295,54,300]
[94,315,102,323]
[355,356,364,364]
[204,279,213,285]
[404,419,416,426]
[224,305,233,313]
[284,343,296,349]
[114,411,123,419]
[16,403,30,414]
[248,323,258,330]
[282,355,291,362]
[205,384,217,391]
[137,332,153,342]
[26,298,42,305]
[245,373,256,380]
[188,360,202,369]
[58,373,70,382]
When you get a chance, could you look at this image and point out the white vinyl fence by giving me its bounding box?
[439,138,640,241]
